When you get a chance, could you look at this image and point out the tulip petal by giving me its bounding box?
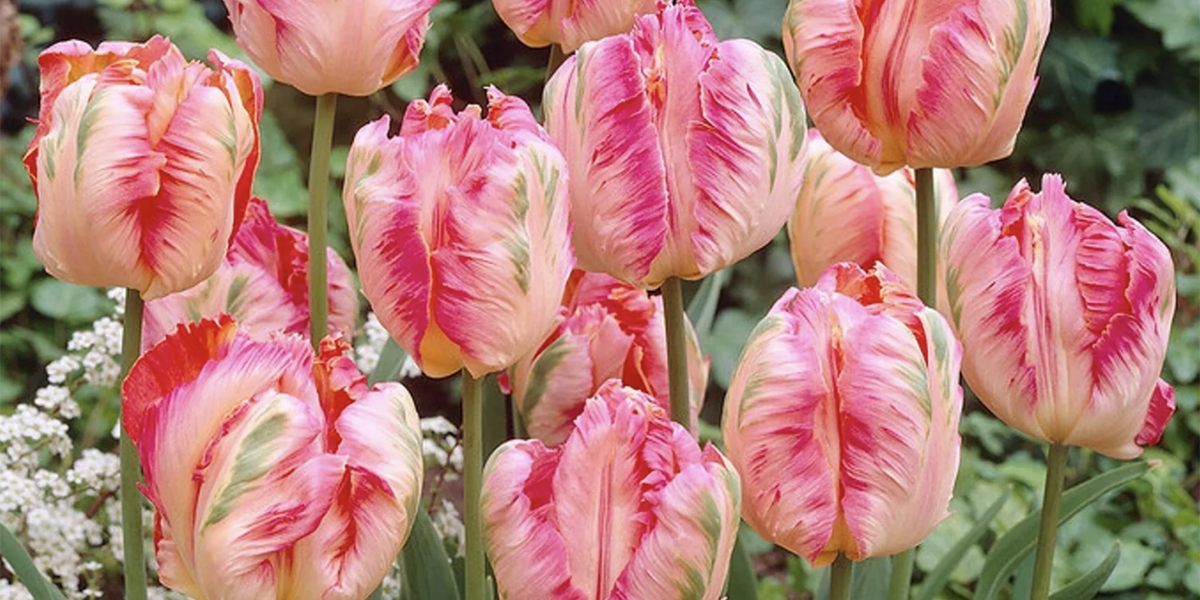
[1134,380,1175,447]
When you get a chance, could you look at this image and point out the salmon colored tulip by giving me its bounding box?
[722,263,962,566]
[222,0,440,96]
[543,0,806,287]
[343,85,573,378]
[503,270,708,445]
[493,0,656,53]
[783,0,1051,174]
[942,175,1176,459]
[142,197,358,347]
[789,130,958,289]
[483,381,741,600]
[122,317,424,600]
[24,36,261,300]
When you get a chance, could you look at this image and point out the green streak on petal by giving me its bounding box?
[520,336,572,420]
[507,168,532,294]
[186,301,203,324]
[74,89,108,190]
[225,272,251,317]
[202,410,289,528]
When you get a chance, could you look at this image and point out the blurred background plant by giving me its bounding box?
[0,0,1195,599]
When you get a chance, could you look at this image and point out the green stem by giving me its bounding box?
[915,167,937,307]
[120,289,146,600]
[830,553,853,600]
[1030,444,1070,600]
[307,93,338,349]
[546,44,567,81]
[462,370,485,600]
[889,549,915,600]
[662,277,690,428]
[511,395,527,439]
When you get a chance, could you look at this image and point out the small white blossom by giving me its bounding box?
[431,499,465,558]
[67,449,121,493]
[46,355,81,384]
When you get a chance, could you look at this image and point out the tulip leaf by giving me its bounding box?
[399,509,461,600]
[0,521,68,600]
[1049,542,1121,600]
[368,338,410,386]
[482,374,509,457]
[973,461,1151,600]
[724,528,759,600]
[686,268,729,345]
[916,488,1012,600]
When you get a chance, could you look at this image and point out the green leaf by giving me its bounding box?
[0,521,69,600]
[29,279,108,323]
[400,510,461,600]
[686,268,728,345]
[851,557,891,599]
[706,309,759,389]
[1049,543,1121,600]
[973,461,1151,600]
[253,111,308,218]
[1134,85,1200,170]
[725,529,759,600]
[916,488,1012,600]
[368,338,410,386]
[0,292,25,322]
[1125,0,1200,61]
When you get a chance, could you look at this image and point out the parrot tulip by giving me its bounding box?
[503,270,708,445]
[122,317,424,600]
[222,0,440,96]
[941,174,1176,459]
[24,36,261,300]
[492,0,656,53]
[142,197,358,347]
[722,262,963,566]
[789,130,958,289]
[343,85,573,378]
[483,381,741,600]
[543,0,806,287]
[783,0,1051,174]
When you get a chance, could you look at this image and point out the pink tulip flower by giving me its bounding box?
[503,270,709,445]
[343,85,573,378]
[722,263,963,566]
[122,317,424,600]
[789,130,958,288]
[483,381,741,600]
[24,36,262,300]
[222,0,440,96]
[142,197,358,347]
[942,175,1176,459]
[543,0,807,287]
[783,0,1051,174]
[493,0,656,53]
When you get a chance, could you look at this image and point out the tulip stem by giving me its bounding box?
[830,553,853,600]
[546,44,567,81]
[1031,443,1069,600]
[462,370,486,600]
[119,288,147,600]
[308,92,338,349]
[915,167,937,307]
[662,277,690,428]
[889,549,915,600]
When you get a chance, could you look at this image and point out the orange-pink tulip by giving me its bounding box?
[942,175,1176,459]
[789,130,958,288]
[222,0,440,96]
[783,0,1051,174]
[493,0,656,53]
[483,382,741,600]
[122,318,424,600]
[722,263,962,566]
[25,36,261,300]
[543,0,806,287]
[142,197,358,347]
[343,85,573,378]
[503,270,708,445]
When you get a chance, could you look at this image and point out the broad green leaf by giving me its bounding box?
[253,111,307,218]
[1049,543,1120,600]
[916,488,1012,600]
[686,268,729,345]
[706,309,759,389]
[973,461,1151,600]
[29,279,108,323]
[0,521,68,600]
[368,338,410,386]
[366,586,383,600]
[725,529,759,600]
[1134,85,1200,170]
[852,557,891,599]
[400,510,461,600]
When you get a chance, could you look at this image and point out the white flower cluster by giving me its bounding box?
[420,416,463,478]
[63,318,122,388]
[430,498,466,558]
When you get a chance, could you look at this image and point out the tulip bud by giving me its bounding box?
[343,85,573,378]
[25,36,261,300]
[722,263,963,566]
[222,0,440,96]
[505,270,709,445]
[122,318,424,600]
[493,0,656,53]
[942,174,1176,459]
[483,381,740,600]
[142,197,358,347]
[789,130,958,289]
[543,0,806,287]
[783,0,1051,174]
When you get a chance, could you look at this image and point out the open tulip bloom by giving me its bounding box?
[483,381,741,600]
[493,0,656,53]
[122,317,425,600]
[722,263,963,566]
